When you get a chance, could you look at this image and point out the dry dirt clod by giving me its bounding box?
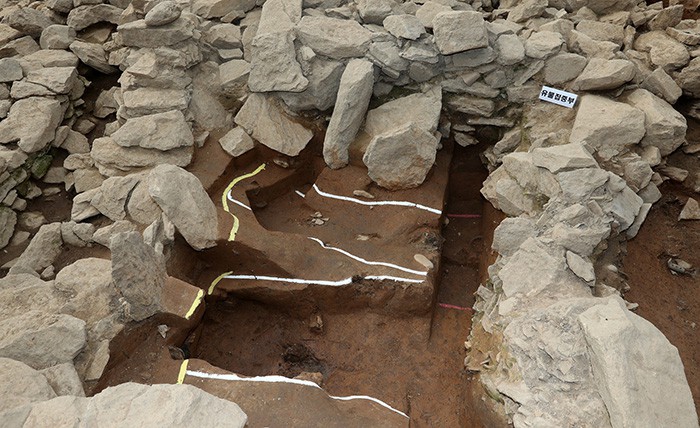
[309,314,323,333]
[157,324,169,338]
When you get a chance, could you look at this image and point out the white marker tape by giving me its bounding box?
[222,273,424,286]
[295,190,306,198]
[227,196,252,211]
[184,370,408,418]
[312,184,441,215]
[539,86,578,108]
[308,237,426,277]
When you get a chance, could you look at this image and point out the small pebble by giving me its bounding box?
[353,190,374,199]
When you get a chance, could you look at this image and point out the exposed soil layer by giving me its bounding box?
[189,143,495,427]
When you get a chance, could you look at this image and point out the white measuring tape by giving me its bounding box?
[221,273,424,286]
[310,184,442,215]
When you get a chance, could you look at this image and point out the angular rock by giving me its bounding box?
[0,358,56,413]
[532,143,598,173]
[647,5,684,31]
[92,220,138,248]
[219,59,250,97]
[205,24,241,49]
[575,20,624,45]
[248,31,308,93]
[126,180,162,226]
[145,1,182,26]
[91,175,141,221]
[525,31,564,59]
[0,97,64,154]
[234,94,313,157]
[623,89,687,156]
[67,5,122,31]
[677,57,700,98]
[116,18,195,48]
[55,257,117,325]
[0,207,17,250]
[26,67,78,95]
[415,1,451,29]
[572,58,635,91]
[495,34,525,66]
[91,137,192,174]
[641,67,682,104]
[148,165,218,250]
[296,16,373,59]
[279,56,344,111]
[358,0,396,24]
[323,59,374,169]
[192,0,251,18]
[60,221,95,247]
[363,123,438,190]
[9,223,63,275]
[69,41,117,74]
[24,383,247,427]
[0,58,23,83]
[433,11,488,55]
[499,237,567,298]
[40,363,84,397]
[569,95,646,160]
[111,231,166,321]
[543,53,587,85]
[492,217,537,257]
[112,111,193,151]
[634,31,689,70]
[383,14,424,40]
[220,127,254,157]
[578,298,698,428]
[364,87,442,138]
[0,310,86,370]
[679,198,700,220]
[7,8,52,38]
[566,251,595,282]
[507,0,547,22]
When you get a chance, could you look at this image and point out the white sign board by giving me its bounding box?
[539,86,578,108]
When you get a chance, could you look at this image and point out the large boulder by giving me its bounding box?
[364,86,442,139]
[54,258,117,325]
[363,123,439,190]
[569,95,645,160]
[9,223,63,275]
[147,165,218,250]
[21,383,247,427]
[432,11,488,55]
[111,111,194,151]
[0,310,86,370]
[572,58,635,91]
[296,16,373,59]
[0,358,56,413]
[234,93,313,156]
[323,59,375,169]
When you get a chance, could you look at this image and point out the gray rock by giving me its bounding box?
[148,165,217,251]
[543,53,587,85]
[67,5,122,31]
[626,202,652,239]
[145,1,182,26]
[71,189,100,222]
[578,298,698,428]
[296,16,373,59]
[365,86,442,138]
[112,111,193,151]
[280,55,344,111]
[0,97,64,154]
[358,0,397,25]
[569,95,646,160]
[73,168,104,193]
[445,94,494,116]
[9,223,63,275]
[566,251,595,282]
[205,24,242,49]
[433,11,488,55]
[641,67,682,104]
[415,1,452,29]
[92,175,141,222]
[0,58,23,83]
[0,358,56,413]
[91,137,193,174]
[499,237,567,298]
[192,0,252,18]
[532,143,598,173]
[111,231,166,321]
[93,220,138,248]
[40,363,85,397]
[0,310,86,370]
[60,221,95,247]
[507,0,547,23]
[234,93,313,157]
[69,41,117,74]
[647,5,684,31]
[492,217,537,257]
[634,31,689,71]
[248,32,308,93]
[125,180,162,226]
[623,89,687,156]
[220,127,255,157]
[383,14,425,40]
[323,59,374,169]
[120,88,189,118]
[495,34,525,66]
[677,57,700,97]
[24,383,247,427]
[0,207,17,250]
[116,18,195,48]
[26,67,78,95]
[219,59,250,97]
[7,8,52,38]
[525,31,564,59]
[679,198,700,220]
[572,58,635,91]
[575,20,625,45]
[363,123,438,190]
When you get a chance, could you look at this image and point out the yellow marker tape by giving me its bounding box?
[185,289,204,320]
[208,271,233,295]
[222,163,266,241]
[177,359,189,384]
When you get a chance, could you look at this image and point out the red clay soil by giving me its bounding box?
[624,181,700,412]
[190,144,499,427]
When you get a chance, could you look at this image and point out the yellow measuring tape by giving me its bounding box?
[184,289,204,320]
[222,163,266,241]
[177,359,189,384]
[208,271,233,295]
